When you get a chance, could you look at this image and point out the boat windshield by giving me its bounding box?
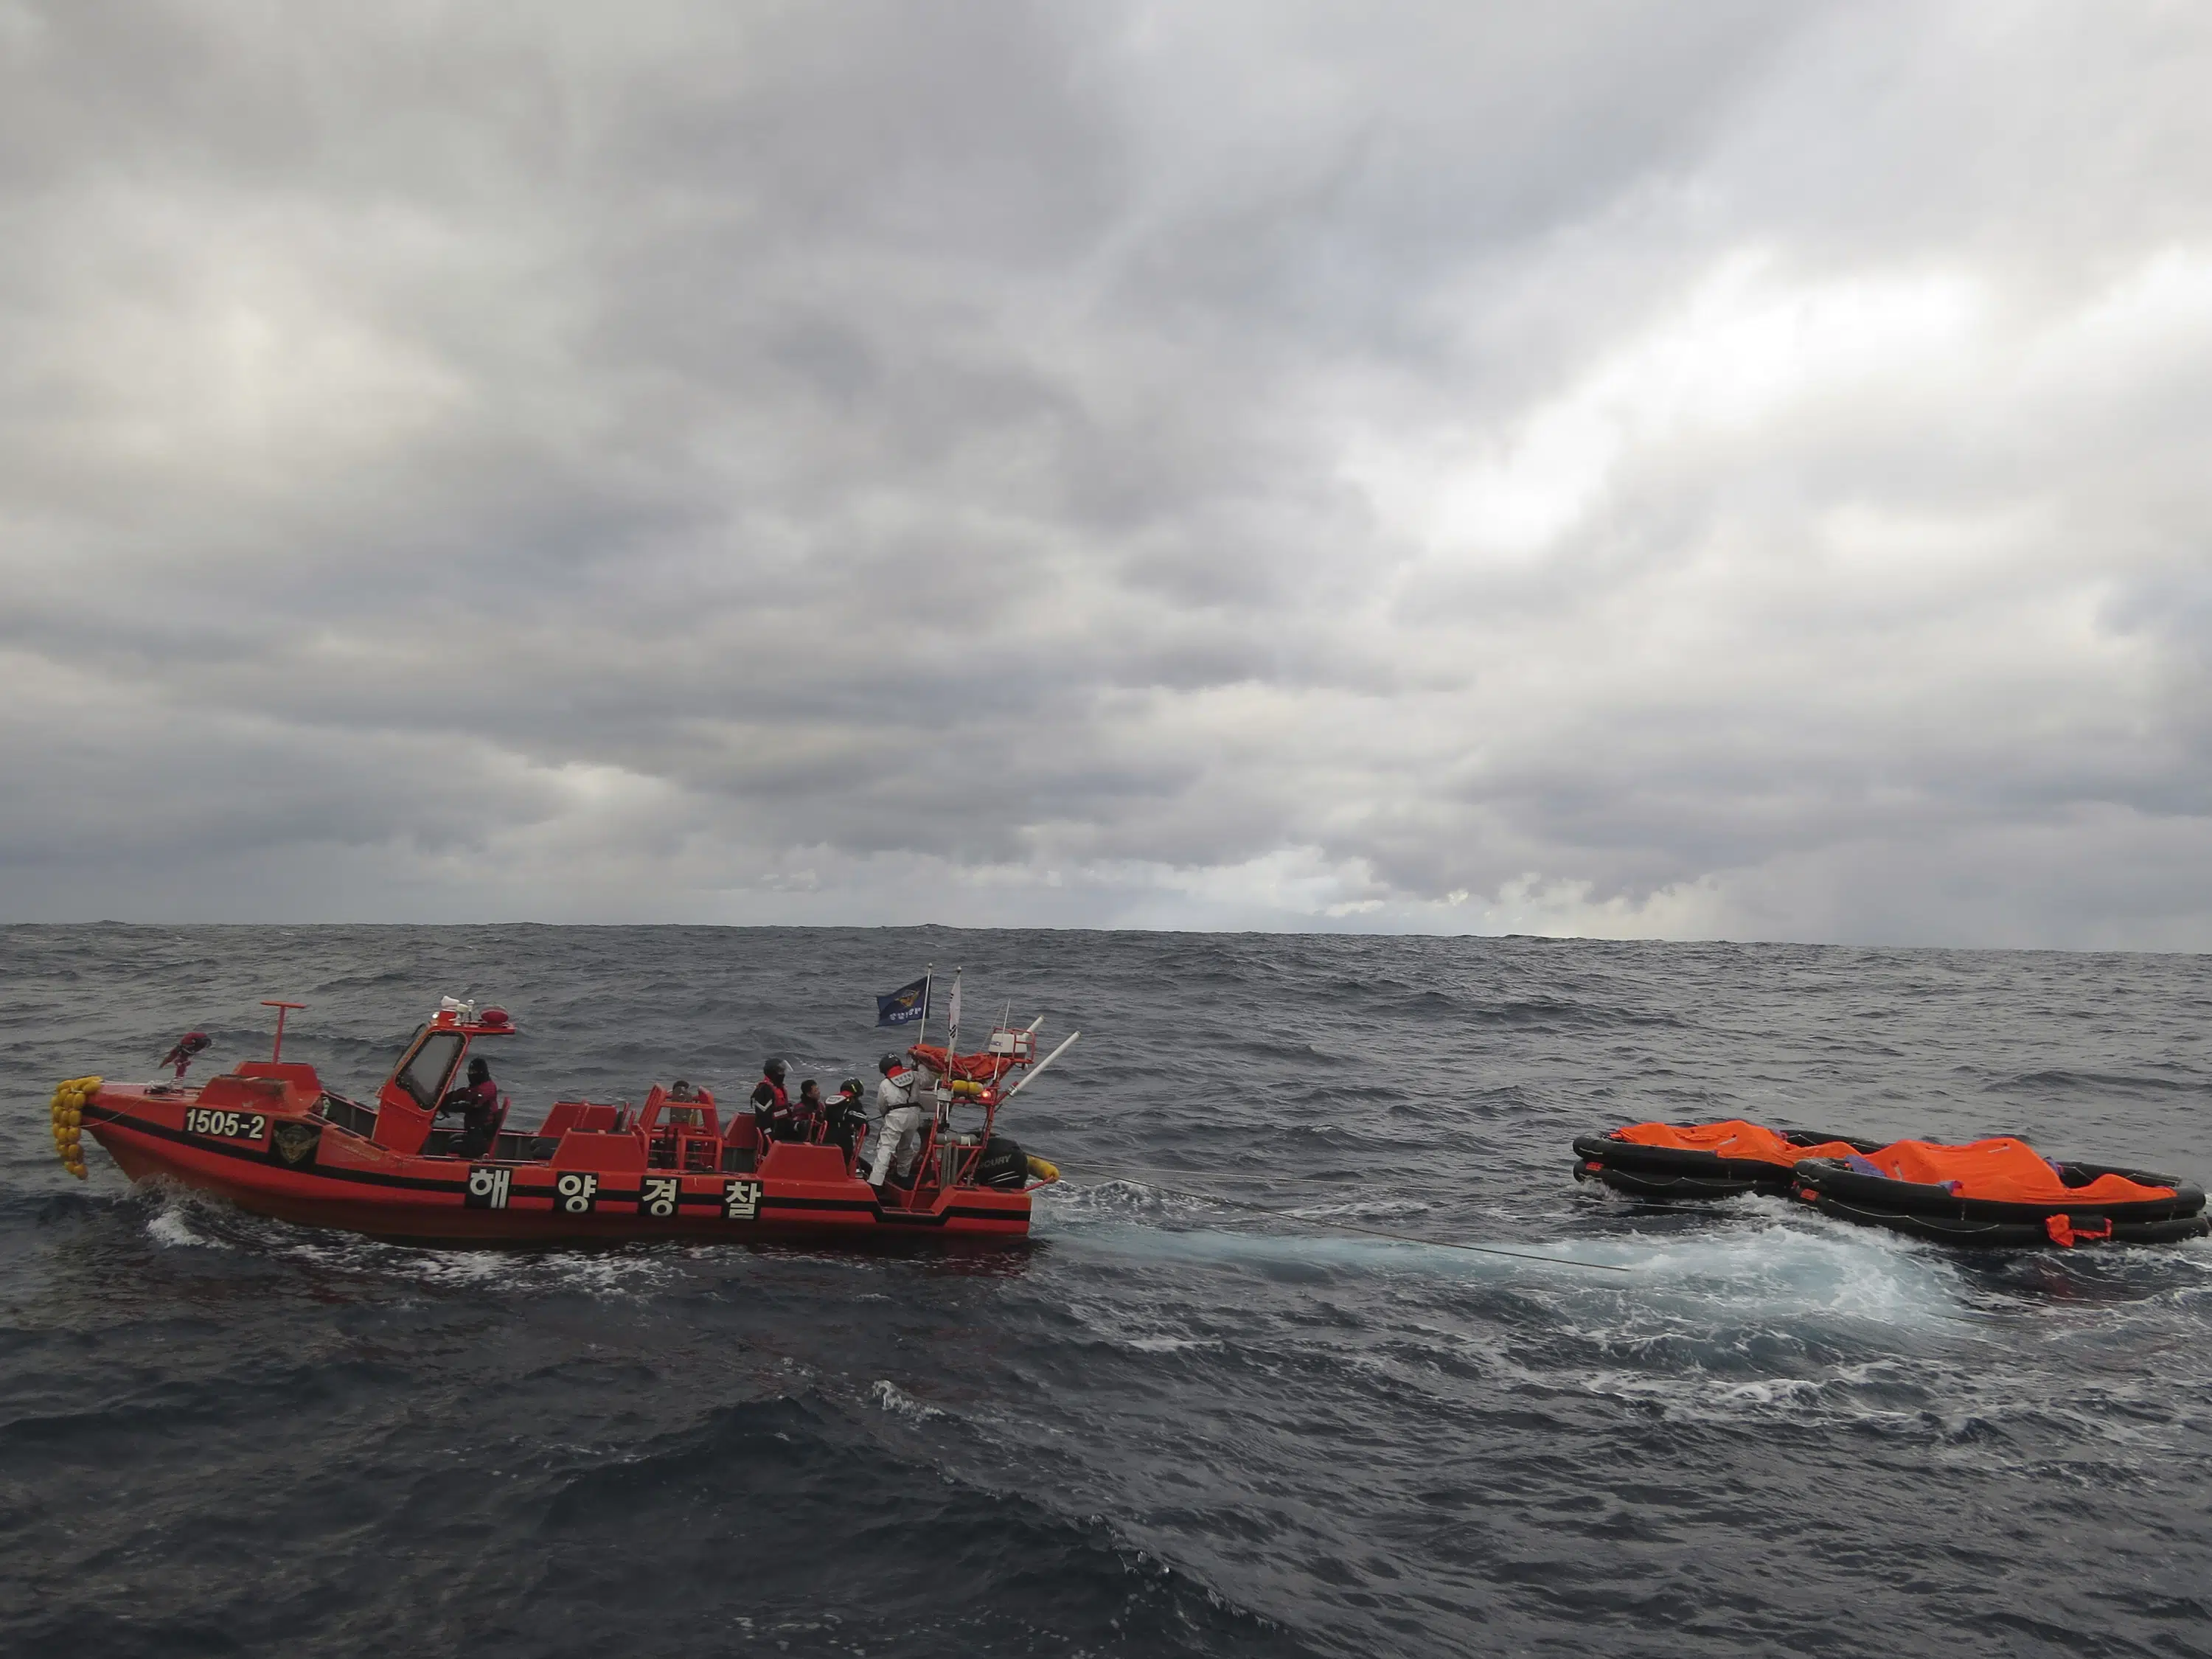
[393,1029,466,1110]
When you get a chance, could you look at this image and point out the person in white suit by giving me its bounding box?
[867,1053,931,1188]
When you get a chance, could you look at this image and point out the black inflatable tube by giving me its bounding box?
[1571,1130,1882,1200]
[1792,1158,2207,1225]
[1571,1161,1762,1200]
[1797,1189,2211,1248]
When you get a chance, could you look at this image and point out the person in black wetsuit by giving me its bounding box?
[794,1079,827,1142]
[437,1057,501,1157]
[751,1058,798,1141]
[824,1079,869,1168]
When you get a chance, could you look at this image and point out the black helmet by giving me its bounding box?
[467,1057,491,1082]
[839,1078,863,1098]
[764,1057,788,1080]
[877,1053,903,1074]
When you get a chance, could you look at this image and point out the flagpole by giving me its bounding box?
[916,962,933,1058]
[941,965,963,1132]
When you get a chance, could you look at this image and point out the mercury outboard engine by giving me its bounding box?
[974,1135,1029,1189]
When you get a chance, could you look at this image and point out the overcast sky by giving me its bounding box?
[4,2,2211,945]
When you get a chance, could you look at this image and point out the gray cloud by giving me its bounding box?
[4,0,2212,944]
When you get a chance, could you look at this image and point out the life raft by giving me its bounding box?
[1791,1138,2211,1248]
[1572,1119,1883,1200]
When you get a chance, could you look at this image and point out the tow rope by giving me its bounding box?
[1071,1171,1631,1274]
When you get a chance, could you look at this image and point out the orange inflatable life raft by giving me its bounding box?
[1572,1118,1884,1200]
[1792,1137,2208,1248]
[1573,1119,2209,1247]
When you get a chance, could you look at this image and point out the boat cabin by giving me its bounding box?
[368,999,520,1156]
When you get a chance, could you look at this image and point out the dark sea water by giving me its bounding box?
[4,925,2210,1658]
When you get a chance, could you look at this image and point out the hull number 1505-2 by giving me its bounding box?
[185,1107,268,1141]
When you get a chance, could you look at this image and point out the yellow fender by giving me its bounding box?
[49,1076,100,1179]
[1026,1155,1060,1185]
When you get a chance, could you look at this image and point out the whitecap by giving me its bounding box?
[1032,1178,1221,1225]
[869,1378,943,1419]
[145,1201,228,1251]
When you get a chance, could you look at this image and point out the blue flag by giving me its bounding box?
[875,975,930,1028]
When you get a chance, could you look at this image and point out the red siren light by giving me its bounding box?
[478,1007,512,1029]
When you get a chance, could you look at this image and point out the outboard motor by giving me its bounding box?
[974,1135,1029,1190]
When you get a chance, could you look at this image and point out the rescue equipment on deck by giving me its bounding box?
[1571,1119,1882,1200]
[1790,1138,2209,1248]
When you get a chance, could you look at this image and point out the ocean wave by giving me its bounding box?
[869,1377,945,1419]
[10,923,2212,1659]
[1032,1178,1225,1224]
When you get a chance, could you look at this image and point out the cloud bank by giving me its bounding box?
[4,1,2212,945]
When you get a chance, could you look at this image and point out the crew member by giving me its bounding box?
[751,1057,797,1141]
[826,1079,868,1166]
[437,1057,501,1158]
[794,1079,827,1143]
[867,1053,929,1188]
[159,1031,213,1082]
[664,1078,704,1128]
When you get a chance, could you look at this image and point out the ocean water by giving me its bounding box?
[3,925,2209,1658]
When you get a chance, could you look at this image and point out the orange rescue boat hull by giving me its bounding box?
[83,1070,1032,1247]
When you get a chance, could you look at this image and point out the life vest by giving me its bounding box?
[751,1077,791,1127]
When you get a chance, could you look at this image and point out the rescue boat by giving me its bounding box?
[1790,1138,2211,1248]
[1572,1119,1883,1200]
[47,998,1070,1246]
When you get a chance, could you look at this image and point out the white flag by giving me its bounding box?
[945,971,962,1039]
